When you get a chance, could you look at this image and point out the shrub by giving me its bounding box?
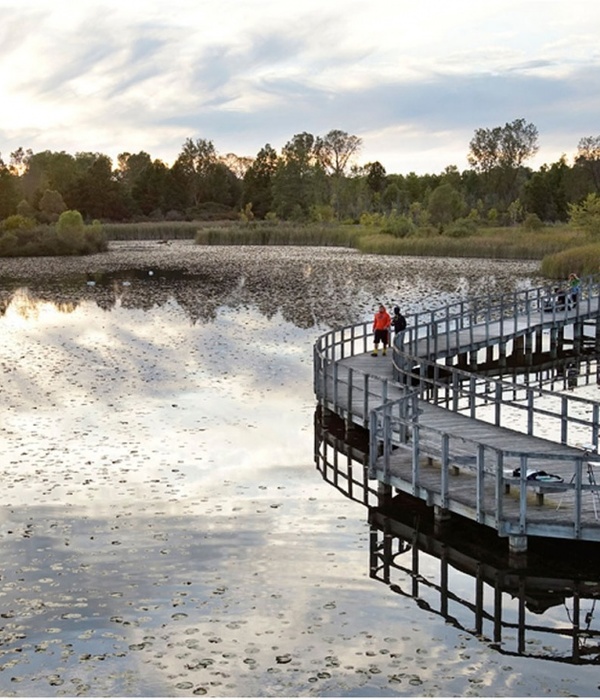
[1,214,36,232]
[445,218,478,238]
[57,210,85,251]
[523,213,544,231]
[381,213,415,238]
[568,193,600,237]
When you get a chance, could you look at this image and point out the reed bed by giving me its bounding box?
[194,222,364,247]
[100,220,591,275]
[103,221,207,240]
[541,242,600,277]
[355,226,586,260]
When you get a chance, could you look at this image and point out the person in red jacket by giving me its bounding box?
[371,303,391,356]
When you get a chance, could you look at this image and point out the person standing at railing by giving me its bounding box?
[568,272,581,308]
[391,306,407,342]
[371,303,391,357]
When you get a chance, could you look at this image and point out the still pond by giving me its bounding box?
[0,241,599,696]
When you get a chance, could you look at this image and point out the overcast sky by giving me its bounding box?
[1,0,599,175]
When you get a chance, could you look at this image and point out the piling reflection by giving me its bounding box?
[314,405,600,664]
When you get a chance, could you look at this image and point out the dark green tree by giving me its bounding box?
[468,119,538,209]
[242,144,278,218]
[575,136,600,193]
[0,155,19,219]
[272,133,326,220]
[69,153,128,220]
[172,138,218,210]
[523,157,569,222]
[428,183,465,226]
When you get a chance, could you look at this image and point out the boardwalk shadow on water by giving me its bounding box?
[315,407,600,665]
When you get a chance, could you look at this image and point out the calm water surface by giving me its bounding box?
[1,243,597,696]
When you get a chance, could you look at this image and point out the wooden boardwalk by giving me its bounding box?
[314,277,600,551]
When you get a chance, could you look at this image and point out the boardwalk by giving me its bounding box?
[314,277,600,552]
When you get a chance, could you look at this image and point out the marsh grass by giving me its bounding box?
[104,221,205,240]
[192,221,586,263]
[69,220,594,273]
[355,226,586,260]
[541,242,600,277]
[194,222,364,247]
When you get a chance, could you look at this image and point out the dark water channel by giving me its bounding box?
[1,242,599,696]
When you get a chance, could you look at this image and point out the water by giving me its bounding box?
[1,242,598,696]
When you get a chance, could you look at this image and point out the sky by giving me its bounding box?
[1,0,599,175]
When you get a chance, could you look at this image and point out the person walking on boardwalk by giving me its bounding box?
[371,303,391,356]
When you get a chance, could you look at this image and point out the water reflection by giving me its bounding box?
[314,407,600,665]
[0,244,544,331]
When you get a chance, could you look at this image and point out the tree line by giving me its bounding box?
[1,120,600,231]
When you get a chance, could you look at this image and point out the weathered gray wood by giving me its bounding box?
[314,276,600,546]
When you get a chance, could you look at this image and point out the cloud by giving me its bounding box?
[1,0,600,173]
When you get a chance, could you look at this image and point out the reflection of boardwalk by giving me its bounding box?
[314,412,600,664]
[314,277,600,552]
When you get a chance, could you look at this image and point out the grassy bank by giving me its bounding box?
[355,225,584,260]
[541,243,600,278]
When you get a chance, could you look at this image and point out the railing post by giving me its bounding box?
[495,382,502,426]
[347,367,354,425]
[368,410,378,479]
[452,371,459,413]
[363,374,369,428]
[333,362,339,412]
[527,387,534,436]
[476,443,485,522]
[441,433,449,508]
[561,396,568,445]
[383,405,392,482]
[574,457,583,538]
[518,454,528,534]
[495,450,504,526]
[412,422,420,496]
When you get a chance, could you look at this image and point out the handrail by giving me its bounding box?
[313,273,600,541]
[368,395,593,538]
[315,275,600,448]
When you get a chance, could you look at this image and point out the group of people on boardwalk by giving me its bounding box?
[371,304,406,356]
[543,272,581,313]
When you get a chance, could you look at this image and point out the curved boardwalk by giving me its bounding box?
[313,276,600,552]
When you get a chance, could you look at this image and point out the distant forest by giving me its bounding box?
[1,119,599,229]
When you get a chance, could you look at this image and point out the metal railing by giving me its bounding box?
[368,395,598,539]
[313,273,600,540]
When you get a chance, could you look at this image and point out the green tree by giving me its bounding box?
[575,136,600,193]
[69,154,128,220]
[365,161,387,195]
[568,193,600,236]
[468,118,539,208]
[523,157,569,222]
[172,138,218,209]
[56,209,85,248]
[272,133,326,220]
[242,144,278,218]
[427,183,465,227]
[315,129,362,177]
[468,118,539,172]
[132,159,174,217]
[0,155,19,219]
[39,189,67,223]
